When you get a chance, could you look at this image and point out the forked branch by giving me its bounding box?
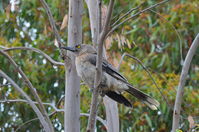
[0,70,50,131]
[0,50,54,131]
[107,0,170,37]
[87,0,115,131]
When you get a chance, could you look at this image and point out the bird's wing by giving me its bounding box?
[87,54,129,83]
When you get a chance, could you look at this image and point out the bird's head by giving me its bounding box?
[61,44,96,56]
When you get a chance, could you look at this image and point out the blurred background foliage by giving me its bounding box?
[0,0,198,131]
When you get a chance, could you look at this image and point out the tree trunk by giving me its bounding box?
[85,0,119,131]
[64,0,83,131]
[172,34,199,132]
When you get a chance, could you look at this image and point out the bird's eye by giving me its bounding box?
[76,45,81,48]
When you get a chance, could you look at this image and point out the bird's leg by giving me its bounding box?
[89,88,93,93]
[100,90,106,97]
[89,84,95,93]
[98,84,106,97]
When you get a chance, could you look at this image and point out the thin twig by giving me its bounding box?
[2,47,64,66]
[39,0,62,47]
[149,9,183,63]
[111,3,144,27]
[0,70,50,132]
[56,95,65,107]
[0,50,54,131]
[39,0,71,66]
[15,111,107,132]
[107,0,170,37]
[0,99,63,112]
[172,33,199,131]
[9,98,107,131]
[15,111,57,132]
[118,53,170,107]
[87,0,115,132]
[81,113,107,128]
[0,83,10,87]
[111,9,124,22]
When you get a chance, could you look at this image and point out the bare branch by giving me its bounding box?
[38,0,71,67]
[16,111,57,132]
[87,0,115,132]
[0,99,63,112]
[0,83,10,87]
[3,99,107,131]
[117,53,170,107]
[107,0,170,37]
[172,34,199,131]
[39,0,62,47]
[149,9,183,63]
[2,47,64,66]
[0,50,54,131]
[81,113,107,129]
[56,95,65,107]
[15,111,106,132]
[0,70,50,131]
[111,3,143,27]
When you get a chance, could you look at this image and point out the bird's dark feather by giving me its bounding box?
[105,91,132,107]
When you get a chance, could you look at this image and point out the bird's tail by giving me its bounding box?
[126,85,159,110]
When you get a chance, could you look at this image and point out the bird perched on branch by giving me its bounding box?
[61,44,159,110]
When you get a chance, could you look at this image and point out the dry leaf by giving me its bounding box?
[121,36,125,47]
[113,57,119,67]
[105,36,112,50]
[126,39,131,48]
[43,25,48,35]
[116,34,121,49]
[60,14,68,30]
[5,4,11,19]
[54,39,59,47]
[188,115,195,129]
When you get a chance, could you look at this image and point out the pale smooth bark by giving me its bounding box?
[103,96,119,132]
[64,0,83,131]
[172,34,199,131]
[85,0,100,46]
[86,0,119,131]
[86,0,115,131]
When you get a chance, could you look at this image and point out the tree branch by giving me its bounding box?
[0,50,54,131]
[38,0,71,67]
[39,0,62,47]
[172,33,199,131]
[107,0,170,37]
[15,111,107,132]
[118,53,170,107]
[2,47,64,66]
[149,9,183,63]
[15,111,57,132]
[0,99,63,112]
[111,3,143,27]
[0,70,50,131]
[87,0,115,132]
[1,99,107,131]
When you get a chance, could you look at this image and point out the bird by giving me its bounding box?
[61,44,160,110]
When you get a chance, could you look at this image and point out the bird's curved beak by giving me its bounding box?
[60,46,77,52]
